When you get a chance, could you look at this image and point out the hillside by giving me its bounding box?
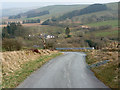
[41,2,118,26]
[2,2,118,48]
[4,2,118,22]
[71,2,118,22]
[106,2,118,11]
[72,2,118,22]
[57,4,108,21]
[8,5,88,20]
[1,7,40,17]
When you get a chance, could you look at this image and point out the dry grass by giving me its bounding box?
[86,50,119,89]
[2,49,57,75]
[2,50,61,88]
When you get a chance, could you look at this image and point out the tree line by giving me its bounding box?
[2,22,25,38]
[27,10,49,18]
[9,14,21,19]
[81,15,117,24]
[22,19,40,24]
[8,10,49,19]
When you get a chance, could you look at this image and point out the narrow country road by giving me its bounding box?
[17,52,109,88]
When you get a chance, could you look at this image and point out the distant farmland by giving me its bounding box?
[0,23,41,27]
[87,20,118,27]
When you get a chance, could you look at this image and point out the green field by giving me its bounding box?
[85,27,118,38]
[95,30,118,37]
[87,20,118,27]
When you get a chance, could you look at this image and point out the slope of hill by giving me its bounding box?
[41,2,118,26]
[2,6,40,17]
[57,4,108,21]
[59,2,118,21]
[8,5,88,20]
[106,2,118,11]
[4,2,118,25]
[70,2,118,23]
[86,20,118,27]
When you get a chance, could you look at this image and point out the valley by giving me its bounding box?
[1,1,119,89]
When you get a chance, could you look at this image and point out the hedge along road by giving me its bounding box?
[17,52,109,88]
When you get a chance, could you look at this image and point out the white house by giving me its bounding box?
[46,35,55,39]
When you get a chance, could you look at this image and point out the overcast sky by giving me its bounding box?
[0,0,119,3]
[0,0,119,9]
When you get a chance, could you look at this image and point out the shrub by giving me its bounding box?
[2,38,22,51]
[46,39,56,49]
[98,25,112,30]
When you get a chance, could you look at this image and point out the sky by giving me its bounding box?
[0,0,119,3]
[0,0,119,9]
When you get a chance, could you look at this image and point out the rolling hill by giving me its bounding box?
[41,2,118,26]
[56,4,108,21]
[71,2,118,23]
[4,2,118,24]
[7,4,89,20]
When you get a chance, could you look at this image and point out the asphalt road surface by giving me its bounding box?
[17,52,109,88]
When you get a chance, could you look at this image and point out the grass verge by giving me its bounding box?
[86,51,118,89]
[2,52,62,88]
